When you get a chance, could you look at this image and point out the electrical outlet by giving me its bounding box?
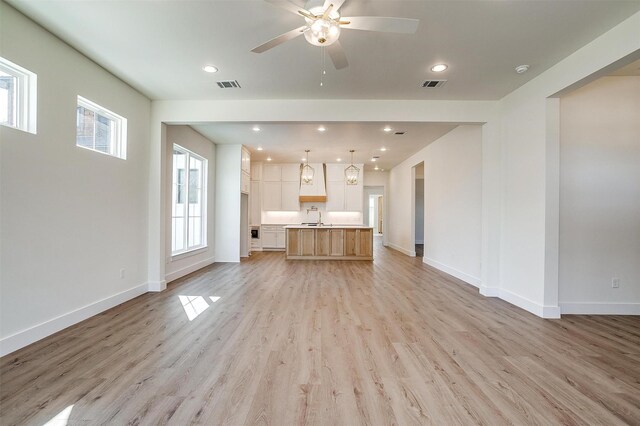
[611,278,620,288]
[120,269,125,279]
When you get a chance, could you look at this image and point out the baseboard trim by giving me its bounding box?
[483,287,560,318]
[147,280,167,292]
[560,302,640,315]
[423,257,481,288]
[165,257,215,283]
[0,283,148,357]
[387,243,416,257]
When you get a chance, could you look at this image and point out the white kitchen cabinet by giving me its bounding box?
[263,164,281,181]
[241,147,251,174]
[281,181,300,211]
[326,163,345,182]
[262,230,277,248]
[241,171,250,194]
[345,182,363,212]
[250,181,261,224]
[250,162,262,181]
[262,181,281,211]
[262,225,285,249]
[326,181,345,211]
[281,163,300,182]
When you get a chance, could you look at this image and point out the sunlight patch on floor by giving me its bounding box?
[179,295,221,321]
[42,405,74,426]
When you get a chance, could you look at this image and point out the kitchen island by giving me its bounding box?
[284,225,373,260]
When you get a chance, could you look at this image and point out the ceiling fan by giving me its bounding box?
[251,0,420,69]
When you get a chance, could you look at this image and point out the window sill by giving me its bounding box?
[171,246,208,262]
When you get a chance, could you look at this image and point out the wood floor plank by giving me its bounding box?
[1,238,639,425]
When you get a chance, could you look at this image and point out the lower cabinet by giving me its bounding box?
[286,227,371,259]
[263,225,286,250]
[315,229,346,257]
[345,228,372,257]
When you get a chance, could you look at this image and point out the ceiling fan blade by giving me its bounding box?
[322,4,334,20]
[264,0,311,17]
[327,41,348,70]
[251,26,307,53]
[340,16,420,33]
[323,0,346,12]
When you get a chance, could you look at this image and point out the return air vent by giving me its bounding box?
[216,80,241,89]
[422,80,447,88]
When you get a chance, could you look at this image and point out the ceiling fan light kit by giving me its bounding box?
[252,0,420,70]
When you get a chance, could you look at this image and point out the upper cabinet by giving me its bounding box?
[241,147,251,174]
[241,147,251,194]
[263,164,281,182]
[326,163,364,212]
[281,163,300,182]
[326,163,346,182]
[250,162,262,181]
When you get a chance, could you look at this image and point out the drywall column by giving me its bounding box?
[215,144,242,262]
[148,122,167,291]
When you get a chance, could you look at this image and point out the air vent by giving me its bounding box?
[394,131,405,135]
[216,80,241,89]
[422,80,447,88]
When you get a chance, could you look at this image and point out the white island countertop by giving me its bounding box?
[283,224,373,229]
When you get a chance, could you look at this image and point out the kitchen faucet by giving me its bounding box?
[306,206,322,225]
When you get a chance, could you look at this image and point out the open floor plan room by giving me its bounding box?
[2,241,639,425]
[2,0,640,424]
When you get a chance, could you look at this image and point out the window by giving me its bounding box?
[0,56,37,133]
[172,144,207,255]
[76,96,127,159]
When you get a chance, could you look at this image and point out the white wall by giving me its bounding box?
[388,126,482,285]
[0,3,151,355]
[214,144,242,262]
[164,125,216,282]
[559,76,640,314]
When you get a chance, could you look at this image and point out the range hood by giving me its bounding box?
[299,163,327,203]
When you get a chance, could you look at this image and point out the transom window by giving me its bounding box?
[172,144,207,255]
[76,96,127,159]
[0,56,37,134]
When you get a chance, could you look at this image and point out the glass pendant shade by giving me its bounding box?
[301,149,314,185]
[301,163,314,185]
[345,150,359,185]
[303,6,341,47]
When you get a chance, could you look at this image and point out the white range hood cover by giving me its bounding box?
[299,163,327,202]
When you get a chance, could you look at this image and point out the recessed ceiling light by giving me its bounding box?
[252,126,260,132]
[318,126,326,132]
[302,157,306,162]
[266,157,272,161]
[374,166,379,170]
[371,158,376,162]
[383,126,392,132]
[336,158,342,162]
[381,169,385,171]
[380,147,387,152]
[431,64,448,72]
[257,146,263,151]
[203,65,218,73]
[515,64,530,74]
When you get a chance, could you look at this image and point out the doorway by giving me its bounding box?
[364,186,384,236]
[413,162,424,257]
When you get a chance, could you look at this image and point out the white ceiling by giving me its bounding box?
[190,122,460,170]
[8,0,640,101]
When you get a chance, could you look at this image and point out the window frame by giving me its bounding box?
[171,144,208,257]
[76,95,127,160]
[0,56,37,134]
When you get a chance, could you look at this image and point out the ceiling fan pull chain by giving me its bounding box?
[320,46,325,86]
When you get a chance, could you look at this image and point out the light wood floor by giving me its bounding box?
[1,240,639,425]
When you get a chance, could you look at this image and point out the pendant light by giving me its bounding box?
[301,149,314,185]
[345,149,360,185]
